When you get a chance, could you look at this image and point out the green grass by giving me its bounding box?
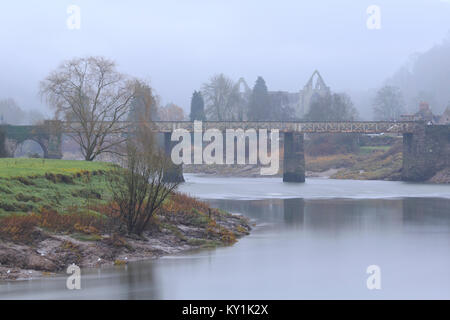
[0,158,114,216]
[305,143,403,181]
[0,158,111,178]
[0,159,247,248]
[71,233,103,242]
[332,145,403,180]
[358,146,391,155]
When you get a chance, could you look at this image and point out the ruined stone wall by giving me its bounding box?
[402,125,450,181]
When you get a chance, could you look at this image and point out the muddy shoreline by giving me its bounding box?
[185,164,345,179]
[184,160,449,183]
[0,212,252,282]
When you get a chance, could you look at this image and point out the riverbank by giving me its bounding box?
[0,206,250,281]
[307,143,403,181]
[3,177,450,299]
[183,144,402,180]
[185,142,449,183]
[0,159,251,281]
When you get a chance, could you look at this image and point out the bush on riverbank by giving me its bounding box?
[0,209,106,244]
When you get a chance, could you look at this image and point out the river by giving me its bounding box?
[1,175,450,299]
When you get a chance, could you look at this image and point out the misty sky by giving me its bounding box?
[1,0,450,115]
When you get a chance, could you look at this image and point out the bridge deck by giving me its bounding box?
[150,121,419,134]
[2,121,421,135]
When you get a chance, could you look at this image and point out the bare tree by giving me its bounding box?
[158,103,185,121]
[372,86,405,121]
[40,56,136,161]
[127,81,159,122]
[202,74,241,120]
[109,120,181,236]
[0,99,26,125]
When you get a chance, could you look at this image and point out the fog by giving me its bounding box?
[1,0,450,116]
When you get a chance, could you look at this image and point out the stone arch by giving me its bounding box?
[0,121,62,159]
[236,77,251,94]
[299,70,331,117]
[304,70,328,91]
[13,138,48,158]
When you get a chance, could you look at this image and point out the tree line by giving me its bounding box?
[189,73,408,123]
[189,74,297,122]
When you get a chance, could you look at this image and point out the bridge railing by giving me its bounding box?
[4,120,419,134]
[147,120,419,134]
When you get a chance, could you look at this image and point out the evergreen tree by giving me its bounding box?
[0,129,6,158]
[247,76,271,120]
[189,91,205,121]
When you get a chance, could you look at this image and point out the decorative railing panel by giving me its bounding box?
[148,121,419,133]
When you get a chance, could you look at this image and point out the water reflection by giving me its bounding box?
[402,198,450,230]
[209,197,450,233]
[283,198,305,226]
[1,195,450,299]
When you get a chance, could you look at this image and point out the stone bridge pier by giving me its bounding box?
[160,130,307,183]
[402,125,450,181]
[162,132,185,183]
[283,132,305,182]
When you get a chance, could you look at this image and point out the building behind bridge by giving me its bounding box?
[401,102,450,124]
[239,70,331,119]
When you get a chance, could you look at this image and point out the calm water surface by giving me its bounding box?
[1,175,450,299]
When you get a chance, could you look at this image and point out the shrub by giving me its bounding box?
[161,193,214,225]
[108,142,181,236]
[0,184,12,194]
[14,177,35,186]
[39,208,106,234]
[0,214,39,244]
[220,228,237,245]
[45,173,74,184]
[0,200,19,212]
[0,206,117,244]
[71,189,102,199]
[15,193,41,203]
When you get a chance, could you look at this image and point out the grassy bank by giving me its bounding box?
[0,159,112,216]
[306,142,403,180]
[0,158,251,280]
[0,158,109,178]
